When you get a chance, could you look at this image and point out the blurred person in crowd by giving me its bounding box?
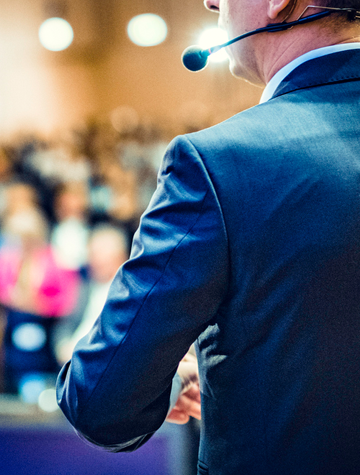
[90,152,139,240]
[10,136,57,222]
[3,181,39,218]
[24,131,91,188]
[50,182,90,272]
[55,225,128,364]
[88,121,121,160]
[88,151,115,226]
[0,207,80,394]
[118,121,168,214]
[0,180,44,245]
[0,148,18,225]
[104,158,139,227]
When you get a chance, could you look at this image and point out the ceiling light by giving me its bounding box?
[39,17,74,51]
[127,14,168,47]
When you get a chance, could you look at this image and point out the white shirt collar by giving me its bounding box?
[260,43,360,103]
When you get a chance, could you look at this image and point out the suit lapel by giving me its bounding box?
[272,49,360,99]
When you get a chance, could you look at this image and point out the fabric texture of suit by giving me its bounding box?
[57,50,360,474]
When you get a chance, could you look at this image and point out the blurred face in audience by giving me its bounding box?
[54,184,89,222]
[88,230,128,283]
[3,209,49,253]
[6,183,38,214]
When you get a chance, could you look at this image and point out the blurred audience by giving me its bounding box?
[55,224,128,364]
[51,182,90,272]
[25,132,91,188]
[0,207,80,395]
[0,115,171,398]
[118,121,167,212]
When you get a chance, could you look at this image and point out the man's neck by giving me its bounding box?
[260,42,360,103]
[260,25,360,84]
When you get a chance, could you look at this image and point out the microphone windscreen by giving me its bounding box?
[181,46,209,72]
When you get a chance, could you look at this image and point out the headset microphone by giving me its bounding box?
[182,8,357,72]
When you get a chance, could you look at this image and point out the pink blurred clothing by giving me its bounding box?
[0,244,80,317]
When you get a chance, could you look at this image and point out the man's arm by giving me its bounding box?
[56,135,228,451]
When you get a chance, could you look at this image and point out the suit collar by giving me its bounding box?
[270,49,360,99]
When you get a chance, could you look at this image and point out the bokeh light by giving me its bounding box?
[12,323,46,351]
[39,17,74,51]
[198,26,229,63]
[127,14,168,47]
[19,374,47,404]
[38,388,59,413]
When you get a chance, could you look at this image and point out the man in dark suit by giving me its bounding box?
[57,0,360,473]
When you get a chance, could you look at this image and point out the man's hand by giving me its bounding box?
[166,353,201,424]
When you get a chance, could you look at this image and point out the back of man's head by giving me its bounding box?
[320,0,360,13]
[301,0,360,30]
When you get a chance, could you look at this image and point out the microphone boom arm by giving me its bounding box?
[182,6,360,71]
[208,10,332,55]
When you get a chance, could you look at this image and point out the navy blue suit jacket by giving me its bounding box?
[57,50,360,474]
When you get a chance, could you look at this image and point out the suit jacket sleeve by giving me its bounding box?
[56,134,229,451]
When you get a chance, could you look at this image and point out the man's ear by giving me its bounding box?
[267,0,292,20]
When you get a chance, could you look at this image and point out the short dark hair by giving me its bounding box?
[319,0,360,21]
[321,0,360,10]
